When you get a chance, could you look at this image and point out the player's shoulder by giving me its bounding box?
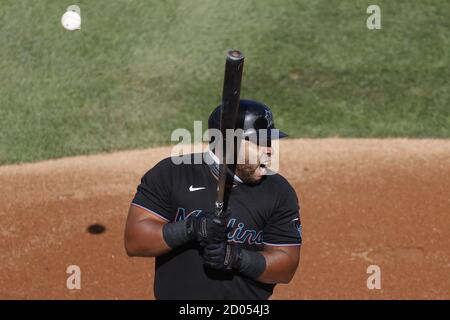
[265,172,294,189]
[263,173,300,214]
[150,153,205,171]
[264,172,298,197]
[150,156,176,171]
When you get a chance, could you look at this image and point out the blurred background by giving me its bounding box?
[1,0,449,165]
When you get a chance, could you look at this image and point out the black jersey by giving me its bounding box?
[131,153,302,300]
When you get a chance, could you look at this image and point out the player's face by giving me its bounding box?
[236,139,272,184]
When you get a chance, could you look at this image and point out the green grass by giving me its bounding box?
[0,0,449,164]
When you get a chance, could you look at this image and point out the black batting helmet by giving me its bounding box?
[208,99,287,145]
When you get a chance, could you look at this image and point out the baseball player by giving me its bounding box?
[124,99,302,300]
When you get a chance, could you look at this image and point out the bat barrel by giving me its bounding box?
[221,49,244,145]
[226,50,244,61]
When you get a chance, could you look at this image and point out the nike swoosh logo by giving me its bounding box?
[189,185,206,192]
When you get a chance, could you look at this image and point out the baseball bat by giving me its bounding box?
[215,49,245,218]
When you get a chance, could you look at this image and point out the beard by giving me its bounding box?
[235,162,266,185]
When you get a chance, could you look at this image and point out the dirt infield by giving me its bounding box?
[0,139,449,299]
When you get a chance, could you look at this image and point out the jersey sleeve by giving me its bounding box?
[262,180,302,246]
[131,158,175,222]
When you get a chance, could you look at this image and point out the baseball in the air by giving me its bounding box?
[61,10,81,31]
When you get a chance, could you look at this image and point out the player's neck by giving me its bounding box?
[204,150,243,186]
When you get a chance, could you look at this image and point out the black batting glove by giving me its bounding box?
[203,241,267,280]
[203,241,242,271]
[186,210,230,245]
